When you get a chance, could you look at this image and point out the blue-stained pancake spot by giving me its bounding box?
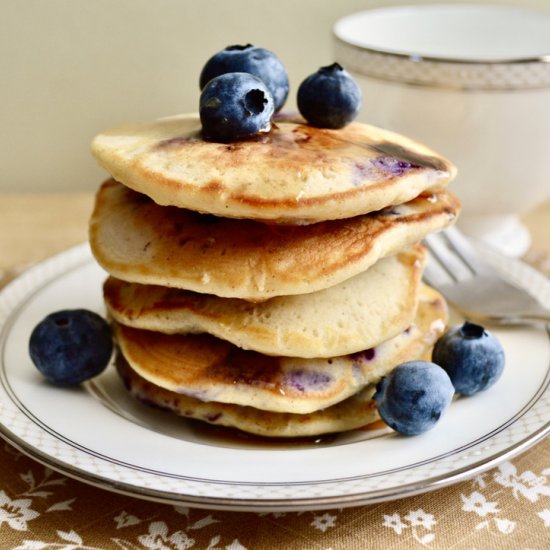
[285,369,332,393]
[352,156,419,185]
[352,348,376,363]
[372,156,419,176]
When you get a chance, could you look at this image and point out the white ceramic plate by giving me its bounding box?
[0,244,548,511]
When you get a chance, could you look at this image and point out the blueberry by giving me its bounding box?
[297,63,361,129]
[432,322,505,396]
[200,72,275,142]
[199,44,289,112]
[29,309,113,386]
[374,361,454,435]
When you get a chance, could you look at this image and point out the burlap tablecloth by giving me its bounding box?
[0,194,548,549]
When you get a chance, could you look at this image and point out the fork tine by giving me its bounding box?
[441,227,493,276]
[424,231,474,282]
[423,259,451,288]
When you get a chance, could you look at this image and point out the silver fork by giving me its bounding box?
[423,227,550,326]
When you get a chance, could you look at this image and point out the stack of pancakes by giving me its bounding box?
[89,114,460,438]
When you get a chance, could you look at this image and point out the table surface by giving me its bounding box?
[0,193,548,549]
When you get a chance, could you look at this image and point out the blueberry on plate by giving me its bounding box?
[374,361,454,435]
[199,44,289,112]
[29,309,113,386]
[297,63,361,129]
[200,72,275,142]
[432,321,505,396]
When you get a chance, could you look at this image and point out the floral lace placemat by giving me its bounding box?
[0,437,548,549]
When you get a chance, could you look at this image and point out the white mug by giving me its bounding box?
[335,4,550,256]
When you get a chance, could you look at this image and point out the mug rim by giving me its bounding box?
[333,4,550,65]
[334,5,550,91]
[333,34,550,67]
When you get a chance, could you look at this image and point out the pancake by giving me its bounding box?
[104,246,425,358]
[113,285,447,414]
[90,180,460,300]
[91,114,456,223]
[116,356,380,438]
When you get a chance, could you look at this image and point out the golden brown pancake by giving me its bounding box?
[116,356,380,438]
[91,114,456,223]
[90,180,460,300]
[112,285,447,414]
[104,246,425,358]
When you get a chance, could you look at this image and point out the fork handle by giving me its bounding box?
[492,304,550,326]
